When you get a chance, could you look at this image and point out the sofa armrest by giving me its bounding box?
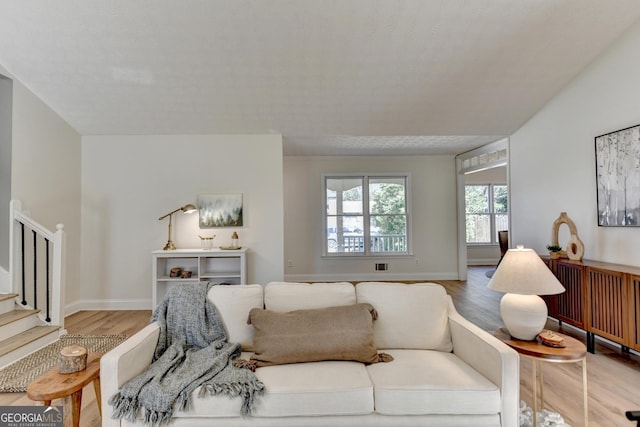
[100,322,160,427]
[447,299,519,427]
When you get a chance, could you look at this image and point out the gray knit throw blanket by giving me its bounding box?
[109,282,265,426]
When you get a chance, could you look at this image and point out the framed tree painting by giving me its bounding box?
[595,124,640,226]
[198,193,243,227]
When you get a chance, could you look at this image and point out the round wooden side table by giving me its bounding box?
[27,352,103,427]
[494,328,588,427]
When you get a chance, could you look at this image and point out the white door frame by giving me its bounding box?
[455,138,510,280]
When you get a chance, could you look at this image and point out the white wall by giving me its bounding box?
[1,65,82,306]
[79,134,284,311]
[510,20,640,266]
[0,75,12,271]
[283,155,459,281]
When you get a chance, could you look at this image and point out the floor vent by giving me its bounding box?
[375,263,388,271]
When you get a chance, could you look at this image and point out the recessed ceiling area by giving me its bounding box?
[283,135,505,156]
[1,1,640,155]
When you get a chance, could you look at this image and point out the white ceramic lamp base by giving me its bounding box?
[500,293,548,341]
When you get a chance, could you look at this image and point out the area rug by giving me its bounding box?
[0,334,127,392]
[520,400,571,427]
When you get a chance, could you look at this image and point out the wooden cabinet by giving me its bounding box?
[543,260,585,329]
[151,248,247,307]
[587,265,627,348]
[631,275,640,350]
[544,258,640,353]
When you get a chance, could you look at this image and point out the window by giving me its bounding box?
[324,175,409,255]
[465,184,508,244]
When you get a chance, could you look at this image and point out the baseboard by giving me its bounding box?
[284,272,460,282]
[65,298,151,316]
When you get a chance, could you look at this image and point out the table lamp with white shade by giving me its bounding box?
[487,245,565,340]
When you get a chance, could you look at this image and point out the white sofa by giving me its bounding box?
[101,281,520,427]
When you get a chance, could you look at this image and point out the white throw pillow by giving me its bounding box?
[264,282,356,312]
[207,284,264,351]
[355,282,453,351]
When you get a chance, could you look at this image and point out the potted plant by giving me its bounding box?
[546,244,563,259]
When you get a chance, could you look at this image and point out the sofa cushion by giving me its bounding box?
[356,282,453,351]
[133,349,499,419]
[264,281,355,312]
[252,360,374,417]
[248,303,383,366]
[172,356,374,419]
[207,284,263,351]
[366,349,501,415]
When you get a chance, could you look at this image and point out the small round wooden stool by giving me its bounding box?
[27,353,103,427]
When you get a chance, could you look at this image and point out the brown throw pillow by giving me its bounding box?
[247,303,392,367]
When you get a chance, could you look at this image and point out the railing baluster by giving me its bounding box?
[32,229,37,310]
[11,201,65,328]
[20,222,26,305]
[45,238,51,322]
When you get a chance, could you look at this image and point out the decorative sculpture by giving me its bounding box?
[59,345,88,373]
[551,212,584,261]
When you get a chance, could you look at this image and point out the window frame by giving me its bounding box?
[322,173,412,257]
[464,183,508,246]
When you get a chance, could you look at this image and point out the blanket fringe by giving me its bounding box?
[233,358,258,371]
[142,407,173,427]
[109,392,142,423]
[110,392,175,426]
[378,352,394,362]
[199,379,265,415]
[110,392,178,426]
[175,390,191,412]
[109,379,265,425]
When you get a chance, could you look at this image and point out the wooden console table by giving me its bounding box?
[543,257,640,354]
[495,329,588,427]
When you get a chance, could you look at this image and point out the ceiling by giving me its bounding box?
[1,1,640,156]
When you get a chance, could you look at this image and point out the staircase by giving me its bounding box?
[0,200,66,369]
[0,293,60,368]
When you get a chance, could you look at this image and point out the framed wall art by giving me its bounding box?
[595,124,640,226]
[198,193,243,227]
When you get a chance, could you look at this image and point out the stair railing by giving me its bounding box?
[8,200,66,328]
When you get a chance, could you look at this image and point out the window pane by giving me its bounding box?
[325,175,409,256]
[369,177,406,214]
[465,183,508,244]
[369,177,407,253]
[371,215,407,252]
[466,213,491,243]
[327,216,364,253]
[326,178,363,215]
[465,185,489,214]
[493,185,508,213]
[495,214,509,240]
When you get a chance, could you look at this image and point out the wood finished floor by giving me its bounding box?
[1,267,638,426]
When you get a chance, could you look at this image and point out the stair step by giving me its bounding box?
[0,308,40,327]
[0,308,42,342]
[0,294,19,315]
[0,325,60,359]
[0,293,18,302]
